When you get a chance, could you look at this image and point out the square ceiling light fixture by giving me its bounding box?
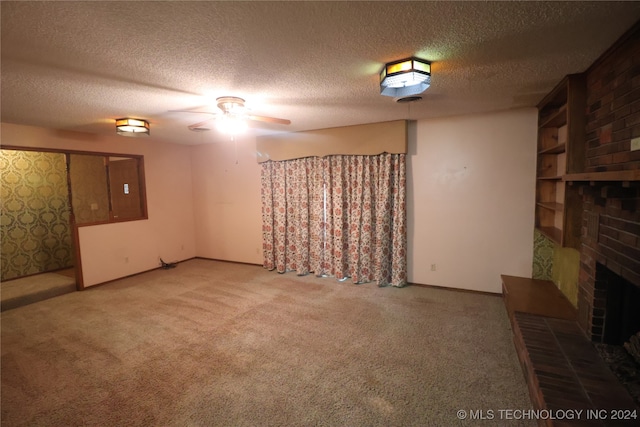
[115,118,150,137]
[380,57,431,97]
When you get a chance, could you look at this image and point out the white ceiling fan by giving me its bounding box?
[171,96,291,133]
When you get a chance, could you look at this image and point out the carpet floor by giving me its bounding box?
[1,259,534,426]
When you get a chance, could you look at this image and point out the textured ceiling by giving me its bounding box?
[2,1,639,145]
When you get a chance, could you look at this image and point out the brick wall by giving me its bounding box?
[585,25,640,172]
[577,22,640,341]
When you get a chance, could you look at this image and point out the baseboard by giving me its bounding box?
[194,257,263,267]
[408,282,501,297]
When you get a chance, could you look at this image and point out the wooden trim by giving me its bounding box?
[563,170,640,182]
[105,157,114,221]
[72,223,85,290]
[76,217,149,227]
[137,157,149,219]
[1,145,71,155]
[64,153,85,290]
[195,257,263,267]
[565,73,586,174]
[408,281,501,297]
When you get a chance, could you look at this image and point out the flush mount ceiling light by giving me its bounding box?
[115,118,150,137]
[380,57,431,98]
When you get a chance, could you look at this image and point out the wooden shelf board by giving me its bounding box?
[536,226,562,244]
[538,142,566,155]
[536,175,562,181]
[539,104,567,128]
[564,170,640,182]
[537,201,563,212]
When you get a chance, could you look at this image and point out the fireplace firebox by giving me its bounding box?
[596,263,640,345]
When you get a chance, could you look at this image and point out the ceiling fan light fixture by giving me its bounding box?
[115,118,150,137]
[173,95,290,134]
[216,113,248,135]
[380,57,431,97]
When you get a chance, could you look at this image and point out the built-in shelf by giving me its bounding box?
[534,74,586,249]
[539,104,568,129]
[537,201,564,212]
[538,142,566,155]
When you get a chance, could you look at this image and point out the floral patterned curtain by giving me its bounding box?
[261,153,406,287]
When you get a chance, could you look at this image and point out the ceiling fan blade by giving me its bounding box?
[188,118,215,131]
[248,115,291,125]
[169,109,216,115]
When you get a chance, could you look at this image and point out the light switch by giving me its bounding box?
[631,137,640,152]
[123,183,129,194]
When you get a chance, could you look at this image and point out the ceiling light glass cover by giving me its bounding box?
[115,118,150,137]
[380,57,431,97]
[216,113,248,135]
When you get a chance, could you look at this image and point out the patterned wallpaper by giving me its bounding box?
[532,229,554,280]
[1,150,73,280]
[531,229,579,307]
[69,154,110,224]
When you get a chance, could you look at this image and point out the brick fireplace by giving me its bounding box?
[577,184,640,343]
[500,23,640,419]
[576,22,640,344]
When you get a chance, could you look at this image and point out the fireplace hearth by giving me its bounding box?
[595,342,640,406]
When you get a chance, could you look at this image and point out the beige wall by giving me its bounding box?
[0,123,196,287]
[190,108,538,293]
[3,108,537,291]
[408,108,538,292]
[190,135,263,264]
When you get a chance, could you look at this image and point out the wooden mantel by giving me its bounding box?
[563,169,640,182]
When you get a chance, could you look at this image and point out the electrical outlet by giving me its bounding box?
[631,137,640,152]
[431,264,436,271]
[124,256,129,263]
